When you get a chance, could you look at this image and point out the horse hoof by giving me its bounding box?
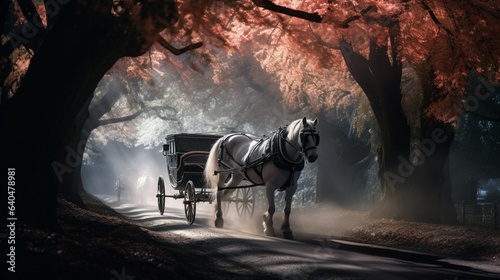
[215,218,224,228]
[263,223,275,236]
[282,230,294,240]
[264,228,275,236]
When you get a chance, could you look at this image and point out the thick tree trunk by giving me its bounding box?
[340,24,456,223]
[0,1,172,226]
[413,65,457,223]
[370,67,413,220]
[1,10,120,225]
[58,102,95,208]
[58,76,128,205]
[376,118,455,222]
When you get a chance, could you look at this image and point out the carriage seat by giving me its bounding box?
[180,163,205,174]
[177,151,209,176]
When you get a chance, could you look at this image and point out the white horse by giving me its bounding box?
[136,175,156,204]
[204,117,319,239]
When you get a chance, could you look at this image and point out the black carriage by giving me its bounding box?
[157,133,255,224]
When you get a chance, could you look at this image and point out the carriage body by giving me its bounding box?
[163,133,223,191]
[157,132,255,225]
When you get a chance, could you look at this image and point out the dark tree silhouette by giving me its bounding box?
[2,0,499,226]
[0,0,323,226]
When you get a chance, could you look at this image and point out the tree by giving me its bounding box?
[0,0,327,226]
[2,0,499,226]
[1,0,181,225]
[59,66,179,207]
[329,1,499,222]
[208,0,499,222]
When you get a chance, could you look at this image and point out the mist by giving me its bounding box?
[82,140,165,201]
[79,40,500,228]
[79,53,380,214]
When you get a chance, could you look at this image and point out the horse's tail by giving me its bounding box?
[204,137,223,197]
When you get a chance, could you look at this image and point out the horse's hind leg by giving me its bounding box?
[215,191,224,228]
[215,173,243,228]
[214,173,228,228]
[262,185,275,236]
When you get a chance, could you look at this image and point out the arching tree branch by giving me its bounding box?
[420,0,453,36]
[340,5,377,28]
[98,105,177,127]
[156,36,203,55]
[251,0,322,22]
[98,111,142,126]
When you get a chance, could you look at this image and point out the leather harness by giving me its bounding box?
[216,126,318,191]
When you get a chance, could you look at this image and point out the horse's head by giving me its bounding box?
[299,117,319,163]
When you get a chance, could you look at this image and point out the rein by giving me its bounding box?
[277,127,303,164]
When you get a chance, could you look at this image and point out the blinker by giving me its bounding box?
[300,130,320,147]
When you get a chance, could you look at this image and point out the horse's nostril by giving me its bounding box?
[308,154,318,162]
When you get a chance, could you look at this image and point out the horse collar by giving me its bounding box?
[271,127,305,172]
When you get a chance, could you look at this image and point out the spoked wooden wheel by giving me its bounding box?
[222,199,230,215]
[235,187,255,218]
[221,190,231,215]
[157,177,166,215]
[184,180,196,224]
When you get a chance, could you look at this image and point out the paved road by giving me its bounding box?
[98,195,500,280]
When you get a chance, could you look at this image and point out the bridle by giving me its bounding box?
[279,126,320,158]
[299,128,320,153]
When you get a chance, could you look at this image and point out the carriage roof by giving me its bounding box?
[165,133,223,154]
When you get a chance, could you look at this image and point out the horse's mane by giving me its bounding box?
[287,119,303,137]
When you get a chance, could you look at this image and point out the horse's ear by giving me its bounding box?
[302,117,307,127]
[313,118,318,125]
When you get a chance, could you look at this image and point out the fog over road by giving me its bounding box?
[97,195,500,280]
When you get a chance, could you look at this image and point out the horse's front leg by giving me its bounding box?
[281,183,297,239]
[263,185,275,236]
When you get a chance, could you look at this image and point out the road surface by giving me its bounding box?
[97,195,500,280]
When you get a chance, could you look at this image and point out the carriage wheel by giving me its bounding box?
[157,177,166,215]
[222,198,230,215]
[220,190,231,215]
[184,180,196,224]
[235,188,255,218]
